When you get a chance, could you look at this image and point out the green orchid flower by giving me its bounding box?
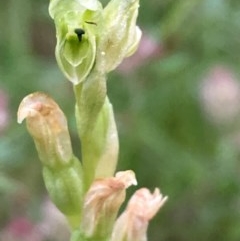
[49,0,141,84]
[50,0,102,84]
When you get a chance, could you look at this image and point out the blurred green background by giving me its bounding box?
[1,0,240,240]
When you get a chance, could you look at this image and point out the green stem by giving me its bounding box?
[73,71,106,190]
[73,71,118,191]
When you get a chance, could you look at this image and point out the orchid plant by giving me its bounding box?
[17,0,167,240]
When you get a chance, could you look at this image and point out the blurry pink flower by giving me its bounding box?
[111,188,167,241]
[0,217,42,241]
[200,66,240,125]
[37,198,70,241]
[118,33,163,74]
[0,89,9,133]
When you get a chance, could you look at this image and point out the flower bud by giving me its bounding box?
[98,0,142,72]
[111,188,168,241]
[18,92,84,227]
[79,170,137,240]
[18,92,73,168]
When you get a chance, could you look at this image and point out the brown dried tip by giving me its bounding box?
[18,92,61,123]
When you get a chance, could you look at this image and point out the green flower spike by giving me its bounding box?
[17,92,84,228]
[70,0,141,189]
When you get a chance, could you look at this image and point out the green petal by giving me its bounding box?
[97,0,141,72]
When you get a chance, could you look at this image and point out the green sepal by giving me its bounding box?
[97,0,142,72]
[42,156,84,229]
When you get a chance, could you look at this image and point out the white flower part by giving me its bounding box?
[115,170,137,187]
[111,188,168,241]
[77,0,99,10]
